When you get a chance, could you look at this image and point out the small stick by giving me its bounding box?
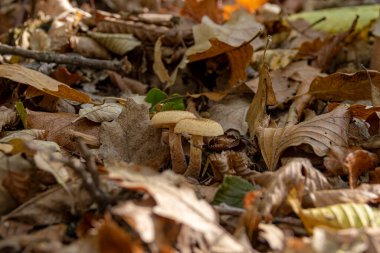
[0,43,132,75]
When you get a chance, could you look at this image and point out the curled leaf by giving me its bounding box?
[258,105,350,170]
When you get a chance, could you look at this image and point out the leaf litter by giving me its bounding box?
[1,1,380,253]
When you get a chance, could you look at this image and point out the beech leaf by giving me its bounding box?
[258,105,350,170]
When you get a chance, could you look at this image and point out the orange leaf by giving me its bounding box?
[97,217,144,253]
[188,38,253,87]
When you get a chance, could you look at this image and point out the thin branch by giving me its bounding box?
[0,43,132,75]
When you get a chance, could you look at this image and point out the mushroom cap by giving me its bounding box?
[151,110,196,128]
[174,118,224,137]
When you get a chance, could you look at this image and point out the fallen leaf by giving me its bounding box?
[97,99,169,170]
[212,175,256,208]
[73,103,123,123]
[311,227,380,253]
[288,188,380,233]
[296,18,356,70]
[246,63,276,137]
[97,217,144,253]
[288,5,380,33]
[181,0,223,23]
[251,158,331,218]
[258,105,350,170]
[69,36,112,60]
[26,110,100,153]
[0,64,93,103]
[153,37,170,83]
[209,95,250,134]
[107,163,250,253]
[87,31,141,55]
[189,38,253,87]
[309,71,380,101]
[0,106,18,132]
[305,188,380,208]
[187,11,263,55]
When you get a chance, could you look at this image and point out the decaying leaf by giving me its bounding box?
[251,158,331,217]
[246,63,276,137]
[26,110,100,153]
[309,71,380,102]
[288,188,380,233]
[258,105,350,170]
[181,0,223,23]
[0,106,18,132]
[107,163,250,253]
[187,11,263,56]
[153,36,171,83]
[73,103,123,123]
[87,31,141,55]
[324,146,378,188]
[97,99,169,170]
[305,188,380,208]
[0,64,92,103]
[69,36,112,60]
[189,38,253,87]
[209,95,250,134]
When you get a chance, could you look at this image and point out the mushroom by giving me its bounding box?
[174,118,224,179]
[151,111,196,174]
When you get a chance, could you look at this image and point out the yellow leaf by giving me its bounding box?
[288,188,380,234]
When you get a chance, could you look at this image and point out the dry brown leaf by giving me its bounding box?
[0,64,92,104]
[324,146,378,188]
[0,224,66,251]
[252,158,331,218]
[87,31,141,55]
[0,106,18,132]
[107,163,250,253]
[246,63,277,138]
[26,110,100,153]
[309,71,380,102]
[73,103,123,123]
[305,188,380,208]
[296,18,356,70]
[189,38,253,87]
[258,105,350,170]
[310,227,380,253]
[181,0,223,23]
[69,36,112,60]
[1,180,92,227]
[97,99,169,170]
[153,36,170,83]
[209,95,250,135]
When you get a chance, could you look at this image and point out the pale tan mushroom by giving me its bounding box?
[151,111,196,173]
[174,118,224,179]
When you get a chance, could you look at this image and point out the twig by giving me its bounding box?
[0,43,132,75]
[62,138,112,213]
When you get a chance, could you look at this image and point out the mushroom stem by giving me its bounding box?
[168,126,187,174]
[184,135,203,179]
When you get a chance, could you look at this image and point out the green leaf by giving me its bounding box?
[288,5,380,33]
[15,101,27,128]
[212,175,256,208]
[161,95,186,111]
[145,88,168,111]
